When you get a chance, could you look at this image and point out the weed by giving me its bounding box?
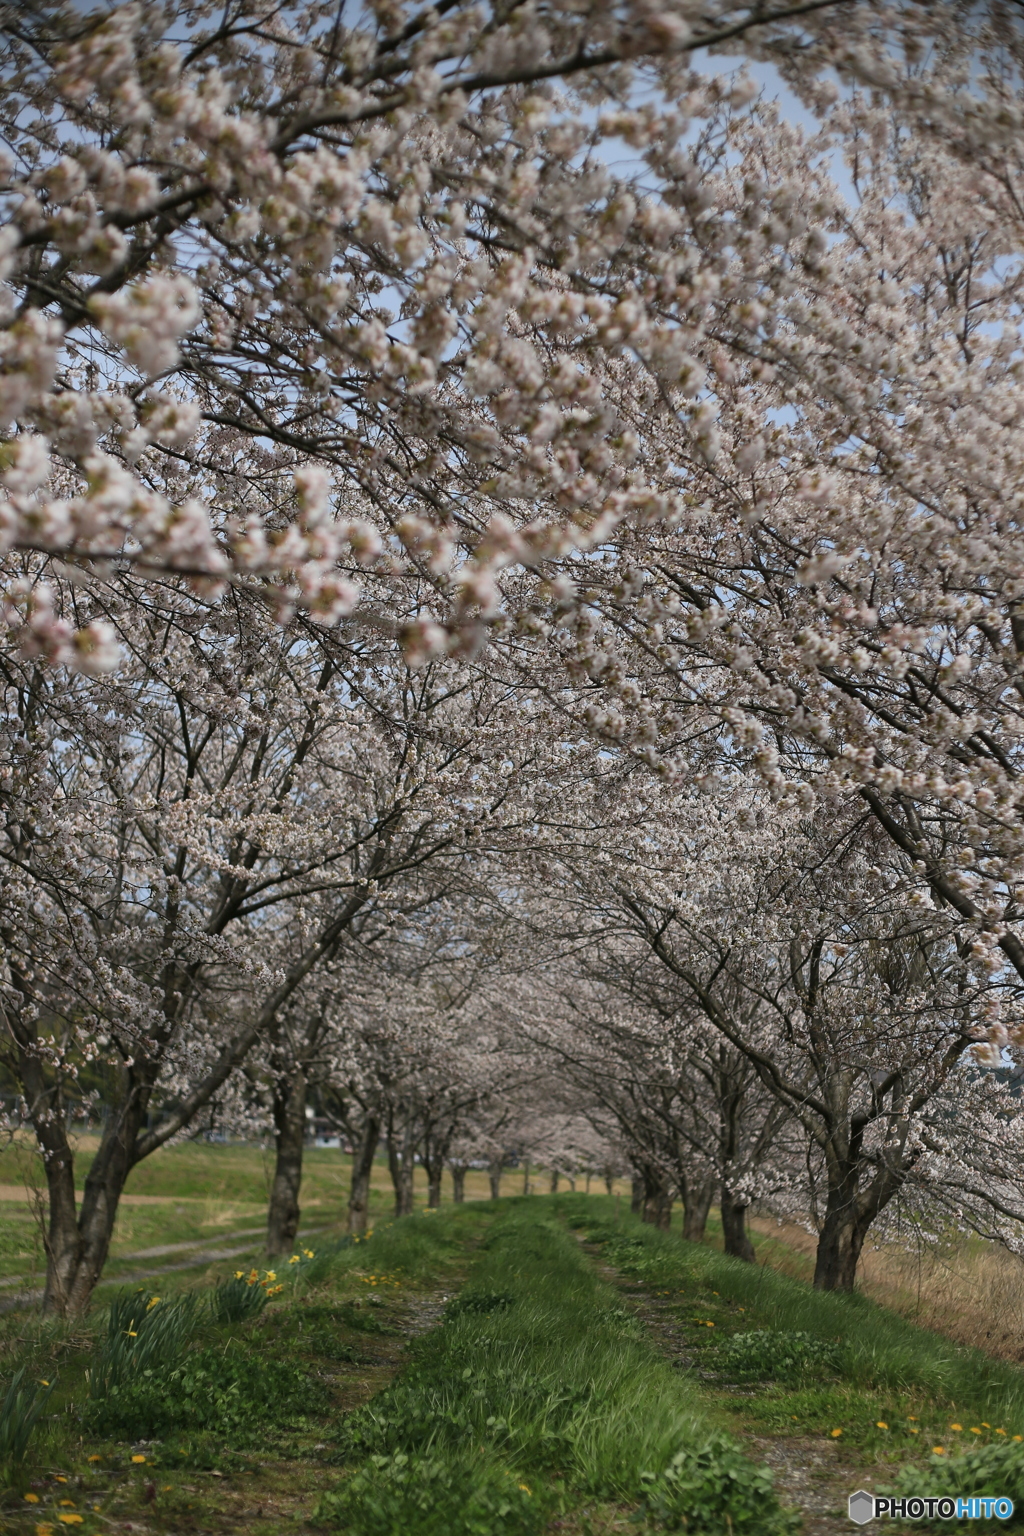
[445,1289,515,1316]
[87,1345,327,1442]
[336,1300,396,1334]
[0,1368,55,1466]
[885,1440,1024,1518]
[713,1330,843,1383]
[211,1272,269,1325]
[314,1450,544,1535]
[638,1433,801,1534]
[91,1290,201,1397]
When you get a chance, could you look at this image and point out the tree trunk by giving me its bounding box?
[266,1065,306,1256]
[488,1160,502,1200]
[630,1174,644,1213]
[604,1170,614,1196]
[550,1168,560,1193]
[451,1165,466,1203]
[681,1175,714,1243]
[813,1181,878,1291]
[720,1188,756,1263]
[347,1114,380,1235]
[427,1162,443,1208]
[387,1118,416,1217]
[37,1068,152,1316]
[585,1172,592,1193]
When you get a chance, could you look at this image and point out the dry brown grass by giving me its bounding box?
[747,1213,1024,1365]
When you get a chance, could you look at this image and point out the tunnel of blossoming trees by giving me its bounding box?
[2,0,1024,1322]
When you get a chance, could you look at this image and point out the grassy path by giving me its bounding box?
[568,1198,1024,1533]
[7,1197,1024,1533]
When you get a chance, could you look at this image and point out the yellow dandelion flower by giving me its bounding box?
[57,1517,83,1526]
[970,1428,982,1435]
[933,1447,946,1456]
[876,1422,888,1430]
[87,1455,102,1463]
[36,1525,55,1536]
[909,1428,920,1435]
[997,1429,1007,1436]
[1015,1436,1023,1443]
[55,1476,67,1483]
[131,1455,146,1464]
[950,1423,963,1432]
[983,1423,991,1429]
[908,1416,918,1421]
[831,1428,843,1438]
[39,1379,49,1386]
[24,1492,40,1502]
[289,1255,301,1264]
[58,1500,75,1507]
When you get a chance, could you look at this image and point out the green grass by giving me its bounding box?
[566,1194,1024,1528]
[317,1202,798,1535]
[6,1186,1024,1533]
[0,1205,484,1531]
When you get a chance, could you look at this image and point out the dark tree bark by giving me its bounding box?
[387,1115,417,1217]
[604,1168,615,1196]
[812,1150,902,1292]
[720,1187,756,1263]
[488,1159,502,1200]
[427,1164,443,1208]
[681,1174,714,1242]
[550,1168,560,1193]
[347,1114,381,1234]
[451,1165,466,1202]
[630,1173,644,1213]
[266,1064,307,1256]
[38,1072,153,1316]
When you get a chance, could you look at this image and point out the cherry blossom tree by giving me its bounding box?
[0,586,578,1310]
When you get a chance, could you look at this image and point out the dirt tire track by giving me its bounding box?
[582,1240,875,1536]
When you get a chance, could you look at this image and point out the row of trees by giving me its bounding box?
[3,0,1024,1311]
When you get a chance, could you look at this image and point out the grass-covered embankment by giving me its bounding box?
[0,1207,476,1533]
[568,1197,1024,1521]
[315,1201,798,1535]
